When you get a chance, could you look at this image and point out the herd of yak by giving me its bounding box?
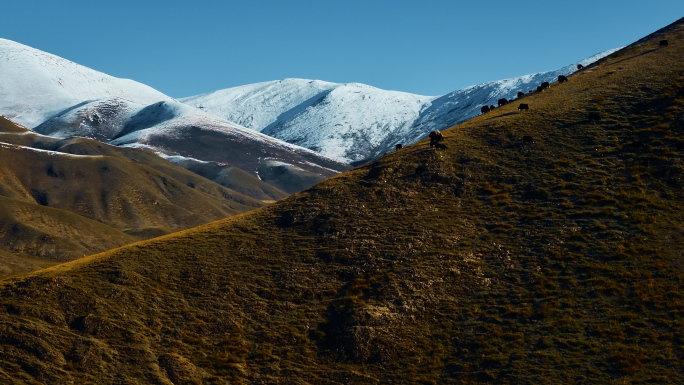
[396,39,672,152]
[412,70,575,152]
[480,71,574,115]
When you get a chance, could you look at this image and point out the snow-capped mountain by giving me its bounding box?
[0,38,349,194]
[34,98,349,193]
[0,38,172,128]
[408,49,622,143]
[181,79,435,164]
[182,49,620,164]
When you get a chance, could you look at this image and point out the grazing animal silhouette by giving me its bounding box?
[540,81,550,90]
[577,64,584,70]
[558,75,568,83]
[517,91,525,98]
[497,98,508,107]
[518,103,529,111]
[428,131,446,149]
[481,105,490,114]
[396,144,403,150]
[429,131,444,142]
[660,40,669,47]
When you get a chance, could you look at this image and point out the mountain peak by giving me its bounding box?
[181,48,618,164]
[0,38,172,128]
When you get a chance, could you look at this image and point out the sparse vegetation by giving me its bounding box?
[0,16,683,385]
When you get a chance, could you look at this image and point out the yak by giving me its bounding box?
[429,131,446,149]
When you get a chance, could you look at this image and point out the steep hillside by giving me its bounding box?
[181,50,617,165]
[0,195,137,262]
[0,18,683,384]
[0,249,58,279]
[1,116,286,202]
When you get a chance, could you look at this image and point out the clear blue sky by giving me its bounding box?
[3,1,683,98]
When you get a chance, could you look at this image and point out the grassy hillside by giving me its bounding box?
[0,194,138,262]
[0,118,282,273]
[0,248,58,279]
[0,18,683,384]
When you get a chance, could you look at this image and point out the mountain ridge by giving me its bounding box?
[0,39,351,195]
[181,49,619,164]
[0,16,682,384]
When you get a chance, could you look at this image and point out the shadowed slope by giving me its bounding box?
[0,18,683,384]
[0,247,59,279]
[0,117,277,272]
[0,195,137,262]
[33,98,351,194]
[0,139,262,230]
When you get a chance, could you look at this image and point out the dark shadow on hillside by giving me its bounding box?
[608,49,658,67]
[483,112,518,121]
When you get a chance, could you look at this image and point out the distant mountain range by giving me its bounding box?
[0,38,349,195]
[181,49,619,164]
[0,38,619,172]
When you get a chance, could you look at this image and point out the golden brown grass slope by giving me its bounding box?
[0,117,283,274]
[0,18,684,384]
[0,194,138,262]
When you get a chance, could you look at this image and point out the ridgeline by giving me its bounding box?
[1,18,683,384]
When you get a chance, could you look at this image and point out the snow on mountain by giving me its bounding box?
[182,49,620,164]
[33,97,145,142]
[0,38,172,128]
[409,48,623,143]
[182,79,436,164]
[34,98,350,193]
[0,36,620,188]
[0,38,349,194]
[180,79,340,131]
